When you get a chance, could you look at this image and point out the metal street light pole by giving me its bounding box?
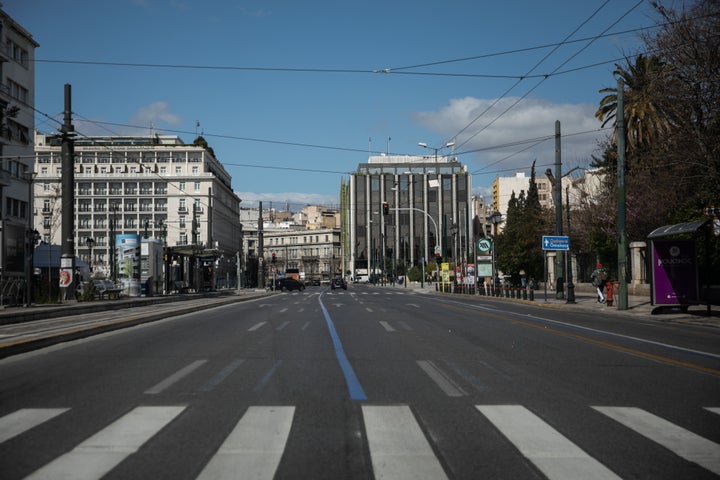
[24,171,37,307]
[418,141,455,162]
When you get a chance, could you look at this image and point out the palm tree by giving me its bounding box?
[595,54,672,151]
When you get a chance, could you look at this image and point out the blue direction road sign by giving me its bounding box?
[542,235,570,251]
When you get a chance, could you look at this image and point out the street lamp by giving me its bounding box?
[24,171,37,307]
[418,141,455,162]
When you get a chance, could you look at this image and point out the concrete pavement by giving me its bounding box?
[0,283,717,359]
[0,289,269,358]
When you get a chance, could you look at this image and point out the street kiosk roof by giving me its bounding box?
[647,219,711,239]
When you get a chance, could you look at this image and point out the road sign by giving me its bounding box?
[434,245,441,254]
[477,238,492,253]
[542,235,570,251]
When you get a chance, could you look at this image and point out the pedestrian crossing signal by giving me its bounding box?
[382,202,389,215]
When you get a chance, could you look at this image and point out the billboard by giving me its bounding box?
[116,234,141,297]
[651,239,699,305]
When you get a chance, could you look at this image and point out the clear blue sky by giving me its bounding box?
[11,0,661,208]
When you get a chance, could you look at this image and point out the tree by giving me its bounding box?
[496,162,549,284]
[595,54,672,153]
[579,0,720,282]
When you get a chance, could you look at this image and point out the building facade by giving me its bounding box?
[33,133,242,290]
[0,8,38,303]
[347,154,472,279]
[239,205,342,287]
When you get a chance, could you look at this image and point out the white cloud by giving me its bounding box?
[413,96,607,177]
[131,101,182,128]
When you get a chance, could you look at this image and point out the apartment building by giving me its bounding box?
[0,8,38,302]
[33,133,242,288]
[239,204,341,287]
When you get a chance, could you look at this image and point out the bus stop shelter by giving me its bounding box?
[647,219,713,315]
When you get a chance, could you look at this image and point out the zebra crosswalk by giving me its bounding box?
[2,403,719,479]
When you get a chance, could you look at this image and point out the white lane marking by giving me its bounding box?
[397,320,413,331]
[248,321,267,332]
[279,308,288,313]
[0,408,69,444]
[477,405,621,480]
[363,405,449,480]
[301,321,311,330]
[199,359,245,393]
[705,407,720,416]
[407,303,420,308]
[276,321,290,331]
[417,360,467,397]
[144,359,207,395]
[196,406,295,480]
[379,321,395,332]
[594,406,720,475]
[366,307,374,313]
[25,406,185,480]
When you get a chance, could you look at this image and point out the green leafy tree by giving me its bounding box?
[496,162,548,284]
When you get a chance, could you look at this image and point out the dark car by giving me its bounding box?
[276,277,305,292]
[331,276,347,290]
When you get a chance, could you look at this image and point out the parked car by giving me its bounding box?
[276,277,305,292]
[331,276,347,290]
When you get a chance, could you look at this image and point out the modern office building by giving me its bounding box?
[0,8,38,304]
[32,133,242,291]
[346,154,472,279]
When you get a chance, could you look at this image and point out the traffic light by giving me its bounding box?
[382,202,389,215]
[435,252,442,264]
[271,253,276,264]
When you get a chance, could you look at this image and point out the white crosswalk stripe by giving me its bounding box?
[6,402,720,479]
[363,405,449,480]
[25,406,185,480]
[196,406,295,480]
[594,406,720,476]
[0,408,69,444]
[477,405,621,480]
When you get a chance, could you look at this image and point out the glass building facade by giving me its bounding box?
[348,155,471,280]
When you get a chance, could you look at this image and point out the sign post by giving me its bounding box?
[542,236,570,300]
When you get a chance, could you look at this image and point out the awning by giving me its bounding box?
[647,219,711,239]
[32,244,89,269]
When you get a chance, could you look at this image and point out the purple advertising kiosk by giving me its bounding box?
[647,219,713,315]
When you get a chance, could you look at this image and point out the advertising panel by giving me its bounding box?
[651,239,699,305]
[116,234,141,297]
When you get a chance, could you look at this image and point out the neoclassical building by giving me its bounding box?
[346,154,472,279]
[32,133,242,289]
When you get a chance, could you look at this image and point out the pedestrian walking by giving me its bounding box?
[591,263,607,303]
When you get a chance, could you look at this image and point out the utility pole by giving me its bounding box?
[554,120,564,299]
[60,84,76,301]
[257,201,264,288]
[617,79,628,310]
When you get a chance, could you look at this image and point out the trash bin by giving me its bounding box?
[556,277,564,300]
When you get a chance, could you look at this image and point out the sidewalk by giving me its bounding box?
[404,282,720,328]
[0,289,269,358]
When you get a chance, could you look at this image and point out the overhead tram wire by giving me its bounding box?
[458,0,644,152]
[450,0,612,150]
[31,21,668,79]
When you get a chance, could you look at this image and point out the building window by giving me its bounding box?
[179,216,186,228]
[192,166,199,174]
[175,166,182,174]
[194,182,201,192]
[179,182,185,191]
